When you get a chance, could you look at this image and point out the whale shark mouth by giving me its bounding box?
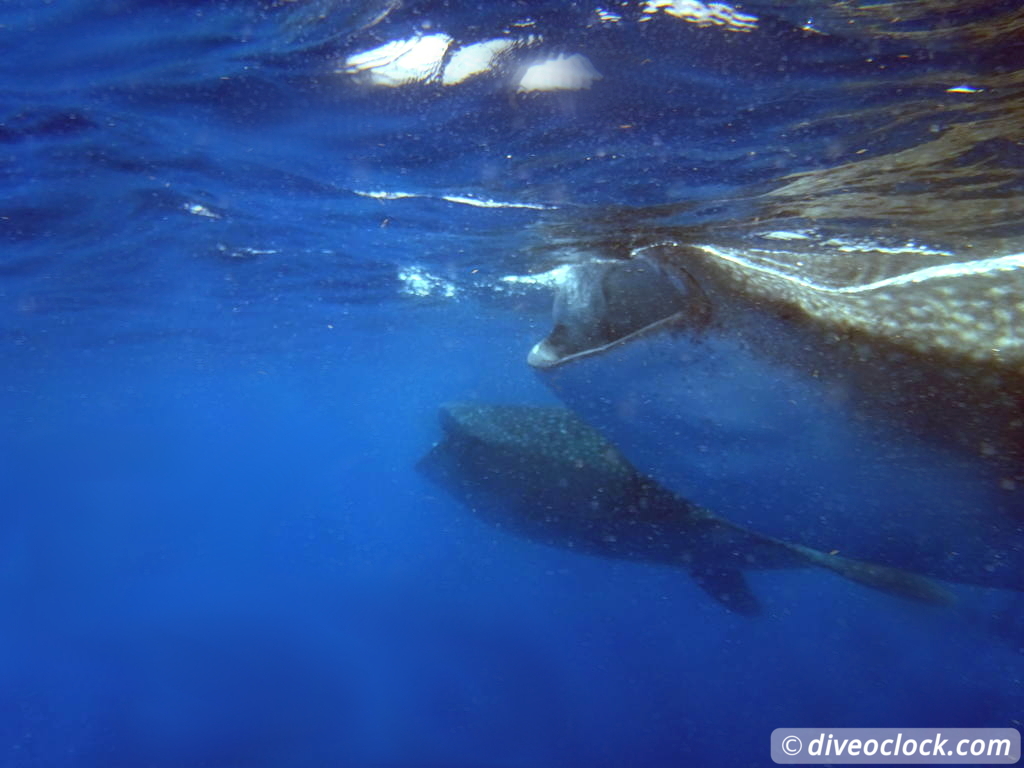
[527,254,711,369]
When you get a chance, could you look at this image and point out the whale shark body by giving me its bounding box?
[418,402,948,614]
[527,243,1024,591]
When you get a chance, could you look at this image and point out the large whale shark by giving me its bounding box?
[417,402,948,615]
[527,242,1024,591]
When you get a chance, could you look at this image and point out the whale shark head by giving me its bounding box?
[527,253,711,369]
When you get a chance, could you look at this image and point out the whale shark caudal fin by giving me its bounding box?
[689,546,952,617]
[793,545,955,606]
[689,566,762,616]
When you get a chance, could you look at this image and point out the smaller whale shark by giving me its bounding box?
[417,402,948,615]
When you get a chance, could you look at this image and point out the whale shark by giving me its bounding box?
[417,402,949,615]
[527,242,1024,591]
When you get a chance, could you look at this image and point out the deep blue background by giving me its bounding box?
[2,1,1022,766]
[3,303,1022,767]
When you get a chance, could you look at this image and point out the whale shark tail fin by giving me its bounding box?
[795,545,955,605]
[690,565,762,616]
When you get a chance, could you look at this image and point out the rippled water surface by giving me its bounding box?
[2,1,1023,766]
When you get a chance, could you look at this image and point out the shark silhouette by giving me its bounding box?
[418,402,949,615]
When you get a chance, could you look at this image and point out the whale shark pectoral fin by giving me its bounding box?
[690,565,762,616]
[794,545,955,606]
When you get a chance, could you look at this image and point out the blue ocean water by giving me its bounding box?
[2,1,1023,766]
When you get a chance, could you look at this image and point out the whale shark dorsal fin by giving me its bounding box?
[690,565,762,616]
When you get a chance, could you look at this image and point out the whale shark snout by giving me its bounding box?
[527,253,710,369]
